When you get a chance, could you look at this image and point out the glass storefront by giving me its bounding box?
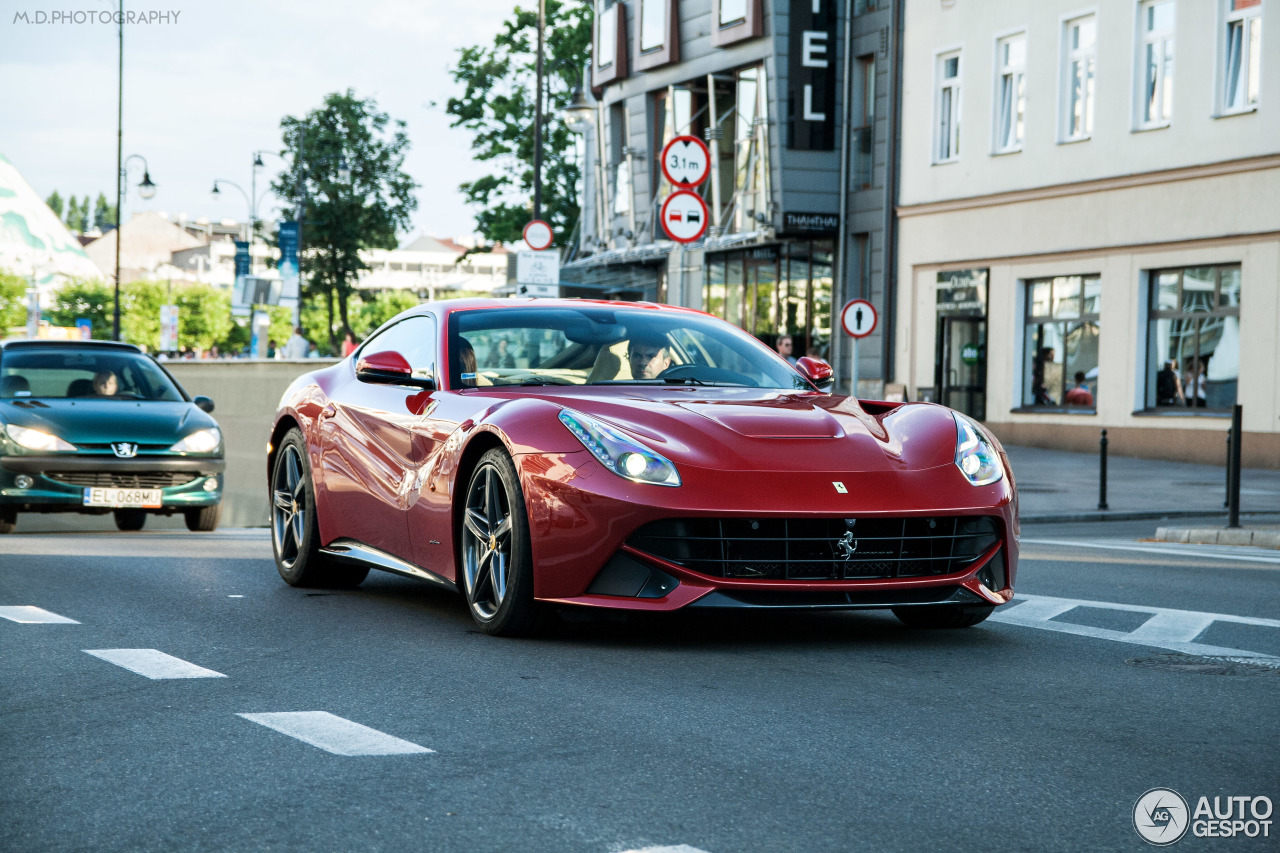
[703,240,834,357]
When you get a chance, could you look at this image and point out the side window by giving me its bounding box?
[359,316,437,381]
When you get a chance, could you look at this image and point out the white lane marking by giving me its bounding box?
[990,594,1280,659]
[84,649,227,679]
[237,712,434,756]
[228,595,244,598]
[618,847,713,853]
[0,606,79,624]
[1022,538,1280,564]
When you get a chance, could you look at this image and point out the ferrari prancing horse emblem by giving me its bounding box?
[836,531,858,560]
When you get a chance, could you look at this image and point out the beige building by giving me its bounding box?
[894,0,1279,467]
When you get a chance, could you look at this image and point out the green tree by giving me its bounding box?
[272,90,419,351]
[446,0,591,246]
[45,190,64,219]
[0,269,28,334]
[355,290,420,338]
[63,195,79,231]
[175,284,233,352]
[93,193,117,232]
[120,280,167,349]
[47,278,113,339]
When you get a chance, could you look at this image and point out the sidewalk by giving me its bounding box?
[1004,444,1280,523]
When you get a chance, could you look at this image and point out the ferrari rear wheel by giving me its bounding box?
[185,504,222,532]
[892,604,995,629]
[270,429,368,589]
[460,448,542,636]
[114,509,147,531]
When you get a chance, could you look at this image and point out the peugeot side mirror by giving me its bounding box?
[193,395,215,413]
[356,350,436,390]
[796,356,835,393]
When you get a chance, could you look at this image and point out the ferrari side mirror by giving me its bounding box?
[796,356,835,393]
[356,350,436,390]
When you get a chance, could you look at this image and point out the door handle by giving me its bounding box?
[319,404,337,421]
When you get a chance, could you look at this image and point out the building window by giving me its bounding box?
[1062,14,1097,140]
[1022,275,1100,408]
[720,0,746,26]
[1138,0,1176,127]
[994,33,1026,152]
[854,55,875,186]
[640,0,665,51]
[597,1,617,68]
[935,51,961,163]
[1223,0,1262,112]
[1146,265,1241,410]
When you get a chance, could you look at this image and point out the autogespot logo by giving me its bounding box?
[1134,788,1190,846]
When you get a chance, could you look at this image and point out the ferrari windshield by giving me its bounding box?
[0,349,185,401]
[447,306,812,391]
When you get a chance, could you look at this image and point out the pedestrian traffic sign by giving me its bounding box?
[523,220,554,251]
[660,135,711,188]
[841,299,877,338]
[660,190,709,244]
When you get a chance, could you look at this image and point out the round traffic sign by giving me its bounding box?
[841,299,877,338]
[660,191,709,244]
[660,135,711,188]
[522,220,554,251]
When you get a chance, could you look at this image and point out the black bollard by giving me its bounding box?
[1227,405,1243,529]
[1097,428,1109,511]
[1225,428,1232,509]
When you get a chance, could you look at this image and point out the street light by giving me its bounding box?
[112,153,156,341]
[210,178,254,246]
[559,84,594,134]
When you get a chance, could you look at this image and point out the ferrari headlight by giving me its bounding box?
[558,409,680,487]
[954,413,1003,486]
[169,427,221,453]
[5,424,77,451]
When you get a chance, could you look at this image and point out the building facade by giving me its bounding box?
[574,0,899,393]
[895,0,1279,466]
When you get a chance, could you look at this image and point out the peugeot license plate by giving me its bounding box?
[82,487,163,508]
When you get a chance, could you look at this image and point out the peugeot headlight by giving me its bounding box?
[169,427,221,453]
[5,424,77,451]
[558,409,680,487]
[954,413,1003,486]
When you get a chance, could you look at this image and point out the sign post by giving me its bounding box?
[159,304,179,352]
[840,298,877,396]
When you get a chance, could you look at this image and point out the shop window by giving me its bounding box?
[1061,14,1097,141]
[1145,265,1241,410]
[994,33,1025,152]
[1022,275,1100,409]
[1137,0,1175,128]
[935,51,961,163]
[1221,0,1262,113]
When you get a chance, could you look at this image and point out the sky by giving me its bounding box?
[0,0,519,243]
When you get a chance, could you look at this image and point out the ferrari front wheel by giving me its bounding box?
[892,604,995,629]
[270,429,368,589]
[460,448,542,636]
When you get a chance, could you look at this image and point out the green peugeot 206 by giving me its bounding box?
[0,339,224,533]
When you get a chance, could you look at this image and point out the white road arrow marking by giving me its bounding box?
[84,649,226,679]
[238,711,434,756]
[0,606,79,624]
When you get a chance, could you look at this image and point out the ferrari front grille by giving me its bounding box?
[47,471,199,489]
[628,516,1001,580]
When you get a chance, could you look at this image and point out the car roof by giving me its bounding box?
[0,339,144,354]
[406,297,710,320]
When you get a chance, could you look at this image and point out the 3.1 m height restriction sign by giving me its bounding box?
[660,191,709,244]
[660,135,711,188]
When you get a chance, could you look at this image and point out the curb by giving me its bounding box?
[1021,510,1278,525]
[1153,526,1280,549]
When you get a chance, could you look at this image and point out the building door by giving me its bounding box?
[937,316,986,420]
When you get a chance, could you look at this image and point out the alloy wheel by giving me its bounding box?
[462,464,513,620]
[272,444,306,569]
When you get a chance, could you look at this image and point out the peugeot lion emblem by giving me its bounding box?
[111,442,138,458]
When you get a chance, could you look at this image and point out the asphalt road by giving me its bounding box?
[2,516,1277,852]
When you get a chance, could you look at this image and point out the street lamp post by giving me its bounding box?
[559,83,598,256]
[112,153,156,341]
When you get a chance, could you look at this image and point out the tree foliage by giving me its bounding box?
[272,90,418,350]
[46,278,113,338]
[45,191,63,219]
[355,290,421,338]
[94,193,117,231]
[446,0,592,246]
[0,270,28,333]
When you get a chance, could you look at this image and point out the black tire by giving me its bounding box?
[0,509,15,535]
[185,504,222,532]
[114,509,147,531]
[270,429,368,589]
[459,448,543,636]
[892,604,995,629]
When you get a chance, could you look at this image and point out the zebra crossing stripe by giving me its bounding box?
[84,649,227,679]
[237,711,434,756]
[0,606,79,624]
[989,593,1280,659]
